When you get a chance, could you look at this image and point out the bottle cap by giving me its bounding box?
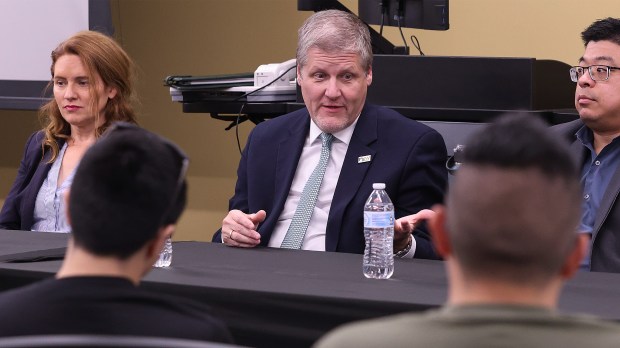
[372,183,386,190]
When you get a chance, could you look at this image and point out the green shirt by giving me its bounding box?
[314,304,620,348]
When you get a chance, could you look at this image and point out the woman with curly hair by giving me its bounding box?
[0,31,138,231]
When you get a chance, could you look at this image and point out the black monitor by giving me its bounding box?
[358,0,449,31]
[298,0,399,54]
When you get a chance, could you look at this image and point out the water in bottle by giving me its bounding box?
[363,183,394,279]
[154,237,172,268]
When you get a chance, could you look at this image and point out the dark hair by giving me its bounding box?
[581,17,620,46]
[462,115,579,179]
[447,114,582,285]
[69,124,187,259]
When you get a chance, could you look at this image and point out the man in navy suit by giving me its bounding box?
[213,10,447,259]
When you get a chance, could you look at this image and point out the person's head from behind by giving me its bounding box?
[573,18,620,134]
[429,115,585,302]
[296,9,373,134]
[68,123,188,272]
[41,30,138,162]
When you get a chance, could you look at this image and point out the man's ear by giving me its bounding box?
[560,233,589,279]
[366,66,373,86]
[146,225,175,260]
[64,189,71,226]
[428,204,452,258]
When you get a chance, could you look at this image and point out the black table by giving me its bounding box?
[2,230,620,347]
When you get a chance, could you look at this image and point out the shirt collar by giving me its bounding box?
[576,124,620,153]
[576,124,594,151]
[308,114,360,146]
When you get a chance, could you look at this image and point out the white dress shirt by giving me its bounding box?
[268,118,359,250]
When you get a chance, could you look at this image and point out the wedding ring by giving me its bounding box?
[229,229,234,241]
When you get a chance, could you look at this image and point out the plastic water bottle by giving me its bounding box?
[154,237,172,268]
[363,183,394,279]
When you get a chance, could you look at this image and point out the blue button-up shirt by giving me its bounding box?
[577,125,620,269]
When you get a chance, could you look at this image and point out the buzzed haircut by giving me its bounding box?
[447,115,582,285]
[581,17,620,47]
[462,115,578,178]
[69,124,187,259]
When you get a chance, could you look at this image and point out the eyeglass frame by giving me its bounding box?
[569,65,620,82]
[100,121,190,225]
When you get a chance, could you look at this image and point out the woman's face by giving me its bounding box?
[52,54,116,129]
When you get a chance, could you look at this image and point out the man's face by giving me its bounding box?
[575,40,620,135]
[297,48,372,134]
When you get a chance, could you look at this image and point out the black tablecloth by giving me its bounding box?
[2,230,620,347]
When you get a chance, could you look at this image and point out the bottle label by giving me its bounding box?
[364,211,394,228]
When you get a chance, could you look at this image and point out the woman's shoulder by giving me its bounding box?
[22,131,45,152]
[21,130,64,162]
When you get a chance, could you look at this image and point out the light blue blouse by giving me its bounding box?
[31,143,75,233]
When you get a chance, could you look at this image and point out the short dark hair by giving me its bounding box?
[69,123,188,259]
[581,17,620,46]
[447,114,582,285]
[461,115,578,178]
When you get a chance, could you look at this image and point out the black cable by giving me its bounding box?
[235,102,246,155]
[410,35,425,55]
[232,64,297,102]
[231,63,296,155]
[378,0,387,35]
[396,15,409,50]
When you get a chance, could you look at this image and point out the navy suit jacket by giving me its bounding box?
[552,119,620,273]
[213,104,448,258]
[0,132,62,230]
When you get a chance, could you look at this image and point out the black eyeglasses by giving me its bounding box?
[101,122,189,222]
[570,65,620,82]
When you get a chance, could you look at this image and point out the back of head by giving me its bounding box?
[447,114,582,286]
[69,123,188,259]
[296,9,372,73]
[581,17,620,46]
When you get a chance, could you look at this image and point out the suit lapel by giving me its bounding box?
[325,106,377,251]
[592,157,620,243]
[22,145,56,229]
[569,138,585,168]
[266,113,309,236]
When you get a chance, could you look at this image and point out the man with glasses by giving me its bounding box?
[553,17,620,272]
[0,123,233,343]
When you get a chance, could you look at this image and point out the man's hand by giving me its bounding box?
[221,209,266,248]
[393,209,436,252]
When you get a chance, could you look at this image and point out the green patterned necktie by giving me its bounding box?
[281,133,334,249]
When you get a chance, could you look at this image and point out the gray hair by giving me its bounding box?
[296,10,372,73]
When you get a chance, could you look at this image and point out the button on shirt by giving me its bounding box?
[269,118,359,251]
[31,143,74,233]
[577,125,620,268]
